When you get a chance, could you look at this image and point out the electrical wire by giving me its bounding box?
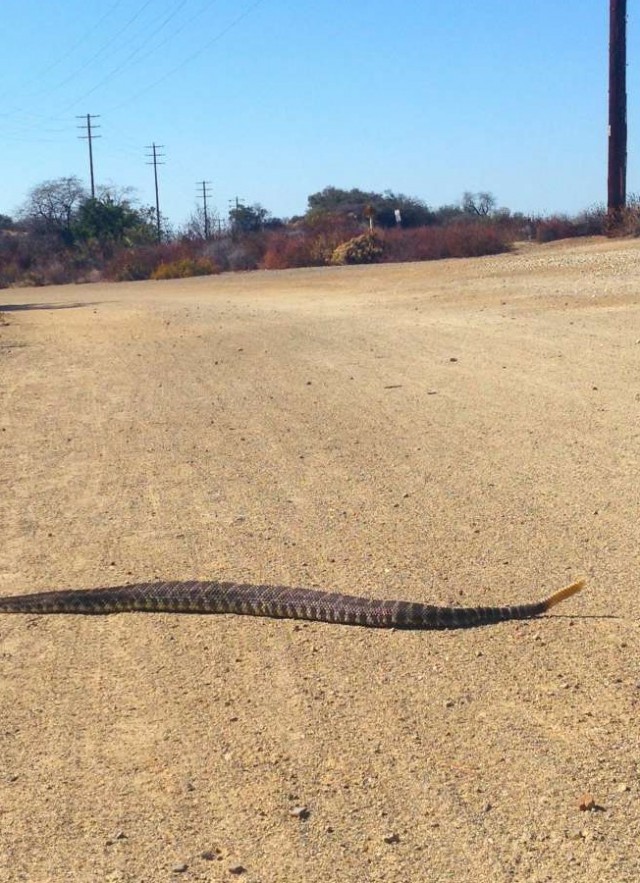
[0,0,194,132]
[18,1,126,88]
[41,0,158,97]
[56,0,195,113]
[1,0,226,133]
[106,0,267,113]
[94,0,221,89]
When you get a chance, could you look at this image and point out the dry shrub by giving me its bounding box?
[257,222,512,271]
[609,197,640,236]
[76,268,104,285]
[203,235,265,271]
[0,261,20,288]
[302,213,361,262]
[534,216,581,243]
[260,232,324,269]
[227,243,261,271]
[106,246,163,281]
[381,223,511,262]
[4,260,76,287]
[260,215,366,270]
[534,208,606,243]
[150,257,219,280]
[330,233,383,265]
[105,241,204,281]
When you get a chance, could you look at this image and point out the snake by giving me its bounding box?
[0,578,584,629]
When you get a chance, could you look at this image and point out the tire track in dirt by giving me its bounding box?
[1,240,639,882]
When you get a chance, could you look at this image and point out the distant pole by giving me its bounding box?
[364,204,375,231]
[197,180,213,239]
[145,143,165,241]
[608,0,627,219]
[228,196,245,237]
[77,113,101,198]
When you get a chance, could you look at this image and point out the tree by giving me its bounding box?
[0,214,14,230]
[306,186,433,228]
[229,203,270,234]
[19,176,87,238]
[461,191,497,218]
[374,192,434,228]
[307,186,379,215]
[181,205,228,240]
[182,206,210,240]
[73,189,156,247]
[432,203,465,225]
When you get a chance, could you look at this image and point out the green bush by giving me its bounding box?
[330,233,383,265]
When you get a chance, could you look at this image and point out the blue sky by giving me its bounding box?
[2,1,637,228]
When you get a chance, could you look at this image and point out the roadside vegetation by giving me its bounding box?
[1,179,635,289]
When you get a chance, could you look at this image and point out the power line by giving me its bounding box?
[77,113,101,198]
[0,2,126,105]
[45,0,157,98]
[101,0,220,89]
[107,0,267,112]
[22,2,126,86]
[2,0,157,115]
[146,142,166,241]
[57,0,192,113]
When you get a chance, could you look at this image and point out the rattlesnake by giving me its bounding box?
[0,578,584,629]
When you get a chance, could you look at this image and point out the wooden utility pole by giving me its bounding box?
[145,143,165,241]
[77,113,100,198]
[608,0,627,218]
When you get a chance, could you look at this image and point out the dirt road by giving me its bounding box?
[1,238,639,882]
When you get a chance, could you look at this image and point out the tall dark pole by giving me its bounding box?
[145,143,165,241]
[77,113,100,198]
[197,180,213,239]
[608,0,627,218]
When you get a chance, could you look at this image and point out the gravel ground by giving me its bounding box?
[1,237,639,882]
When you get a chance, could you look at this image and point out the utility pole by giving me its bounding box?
[145,143,165,241]
[77,113,100,198]
[608,0,627,220]
[197,180,213,239]
[228,196,245,237]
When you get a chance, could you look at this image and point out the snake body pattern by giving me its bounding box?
[0,579,584,629]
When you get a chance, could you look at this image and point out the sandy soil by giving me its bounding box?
[1,237,639,883]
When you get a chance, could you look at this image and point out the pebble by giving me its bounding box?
[383,833,400,844]
[229,865,246,875]
[290,805,310,820]
[171,864,188,874]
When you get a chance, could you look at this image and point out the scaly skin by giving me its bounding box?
[0,579,585,629]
